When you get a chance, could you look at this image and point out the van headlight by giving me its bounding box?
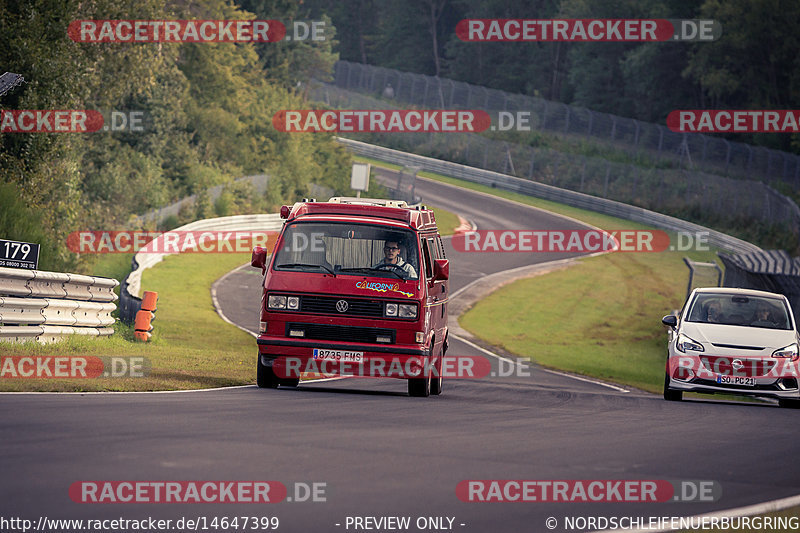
[676,334,704,353]
[398,304,417,318]
[268,295,287,309]
[385,303,398,317]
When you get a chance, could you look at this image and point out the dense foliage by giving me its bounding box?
[307,0,800,154]
[0,0,349,271]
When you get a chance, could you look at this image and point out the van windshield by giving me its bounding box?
[273,222,420,280]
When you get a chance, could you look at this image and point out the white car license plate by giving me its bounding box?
[313,349,364,363]
[716,375,755,386]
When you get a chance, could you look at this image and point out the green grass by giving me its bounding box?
[460,249,717,392]
[0,252,256,391]
[430,206,460,236]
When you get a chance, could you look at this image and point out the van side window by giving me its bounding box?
[422,238,434,279]
[435,236,446,259]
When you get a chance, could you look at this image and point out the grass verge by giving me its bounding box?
[0,252,255,391]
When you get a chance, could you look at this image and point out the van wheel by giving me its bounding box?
[779,398,800,408]
[430,351,443,396]
[663,372,682,401]
[408,367,431,397]
[257,354,279,389]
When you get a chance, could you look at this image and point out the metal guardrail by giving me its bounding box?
[120,214,284,323]
[719,250,800,323]
[0,267,118,343]
[338,138,762,255]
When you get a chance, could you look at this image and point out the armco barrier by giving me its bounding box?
[119,214,284,324]
[0,267,118,343]
[337,138,762,255]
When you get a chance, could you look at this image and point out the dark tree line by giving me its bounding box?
[305,0,800,154]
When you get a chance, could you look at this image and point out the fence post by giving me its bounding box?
[746,145,753,179]
[528,148,535,179]
[580,160,586,191]
[542,101,548,129]
[724,139,731,175]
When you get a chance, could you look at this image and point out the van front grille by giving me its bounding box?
[286,323,395,344]
[300,296,384,318]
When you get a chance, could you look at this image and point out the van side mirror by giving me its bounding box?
[433,259,449,281]
[251,246,268,274]
[662,315,678,328]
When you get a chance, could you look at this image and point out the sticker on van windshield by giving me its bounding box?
[356,281,413,298]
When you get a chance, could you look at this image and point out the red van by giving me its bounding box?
[250,198,450,397]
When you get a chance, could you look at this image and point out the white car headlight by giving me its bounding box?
[676,333,704,353]
[287,296,300,310]
[772,343,799,361]
[385,303,398,317]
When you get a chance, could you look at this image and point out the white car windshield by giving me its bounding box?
[686,293,792,330]
[273,222,420,280]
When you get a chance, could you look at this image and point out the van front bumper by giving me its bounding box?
[257,336,432,379]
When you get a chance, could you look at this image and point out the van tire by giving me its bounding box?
[408,366,431,397]
[430,350,444,396]
[257,354,280,389]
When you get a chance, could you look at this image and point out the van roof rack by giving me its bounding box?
[327,197,409,208]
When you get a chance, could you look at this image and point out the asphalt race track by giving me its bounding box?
[2,175,799,532]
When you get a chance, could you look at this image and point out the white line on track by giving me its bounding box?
[210,262,259,338]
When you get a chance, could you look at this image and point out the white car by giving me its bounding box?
[662,288,800,408]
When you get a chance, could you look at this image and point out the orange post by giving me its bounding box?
[134,291,158,342]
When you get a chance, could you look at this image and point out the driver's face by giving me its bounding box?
[383,241,400,263]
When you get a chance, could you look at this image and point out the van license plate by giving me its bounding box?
[313,349,364,363]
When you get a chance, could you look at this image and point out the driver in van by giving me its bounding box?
[375,240,417,279]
